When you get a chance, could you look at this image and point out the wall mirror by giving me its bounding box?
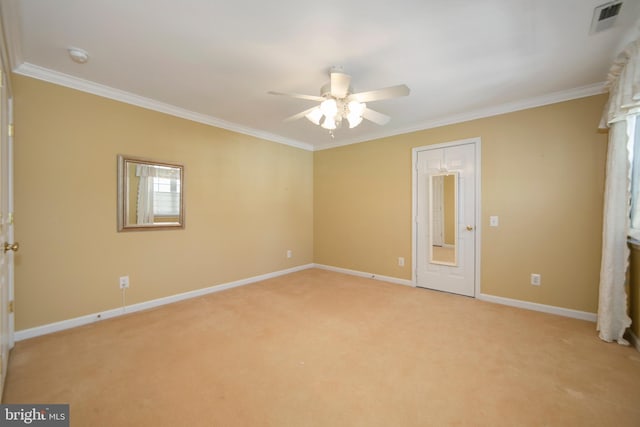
[117,155,184,231]
[429,172,458,266]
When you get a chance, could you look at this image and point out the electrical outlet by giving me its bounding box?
[119,276,130,289]
[398,257,405,267]
[286,250,292,259]
[531,274,541,286]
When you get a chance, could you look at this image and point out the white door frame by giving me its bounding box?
[0,67,12,400]
[411,137,482,297]
[0,24,16,398]
[7,96,13,349]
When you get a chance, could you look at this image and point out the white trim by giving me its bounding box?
[9,61,603,154]
[313,263,414,287]
[478,293,597,322]
[314,82,605,151]
[411,138,482,297]
[313,263,596,324]
[13,62,314,152]
[7,96,14,349]
[629,329,640,352]
[475,141,482,298]
[14,264,314,341]
[412,148,418,286]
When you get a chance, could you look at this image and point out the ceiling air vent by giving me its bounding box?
[590,1,624,34]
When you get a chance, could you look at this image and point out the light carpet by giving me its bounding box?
[3,269,640,426]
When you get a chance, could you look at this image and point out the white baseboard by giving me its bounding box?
[313,263,414,287]
[478,293,597,322]
[15,263,315,341]
[629,329,640,352]
[15,264,601,341]
[312,264,597,323]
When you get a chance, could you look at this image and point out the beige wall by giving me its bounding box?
[13,75,314,330]
[315,95,608,313]
[12,72,609,329]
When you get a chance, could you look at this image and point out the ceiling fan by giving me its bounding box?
[268,68,410,131]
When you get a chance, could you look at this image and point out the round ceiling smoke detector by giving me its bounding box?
[67,47,89,64]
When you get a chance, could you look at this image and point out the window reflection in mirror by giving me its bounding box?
[117,155,184,231]
[429,172,458,265]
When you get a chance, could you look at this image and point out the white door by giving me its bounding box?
[0,67,16,401]
[414,140,478,297]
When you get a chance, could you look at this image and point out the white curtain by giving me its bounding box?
[597,39,640,344]
[148,166,180,217]
[136,165,155,225]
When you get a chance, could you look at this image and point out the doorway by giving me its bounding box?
[412,138,480,297]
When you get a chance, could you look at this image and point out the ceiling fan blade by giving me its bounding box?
[361,107,391,125]
[349,84,410,103]
[330,72,351,98]
[268,91,325,102]
[284,106,319,123]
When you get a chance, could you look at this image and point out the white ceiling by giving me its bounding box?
[2,0,639,150]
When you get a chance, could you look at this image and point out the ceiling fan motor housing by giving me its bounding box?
[320,80,352,99]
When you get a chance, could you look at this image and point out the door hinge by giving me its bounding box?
[8,300,14,314]
[8,213,14,225]
[8,124,14,137]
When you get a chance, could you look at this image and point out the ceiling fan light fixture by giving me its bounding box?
[269,68,409,134]
[320,98,338,118]
[348,101,365,116]
[347,114,363,128]
[346,101,366,128]
[321,116,337,130]
[305,107,323,125]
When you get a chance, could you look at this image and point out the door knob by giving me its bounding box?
[466,225,474,231]
[4,242,19,253]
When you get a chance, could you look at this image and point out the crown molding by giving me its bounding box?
[12,60,606,153]
[14,62,315,151]
[314,82,607,151]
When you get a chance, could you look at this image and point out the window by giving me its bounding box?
[152,168,181,217]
